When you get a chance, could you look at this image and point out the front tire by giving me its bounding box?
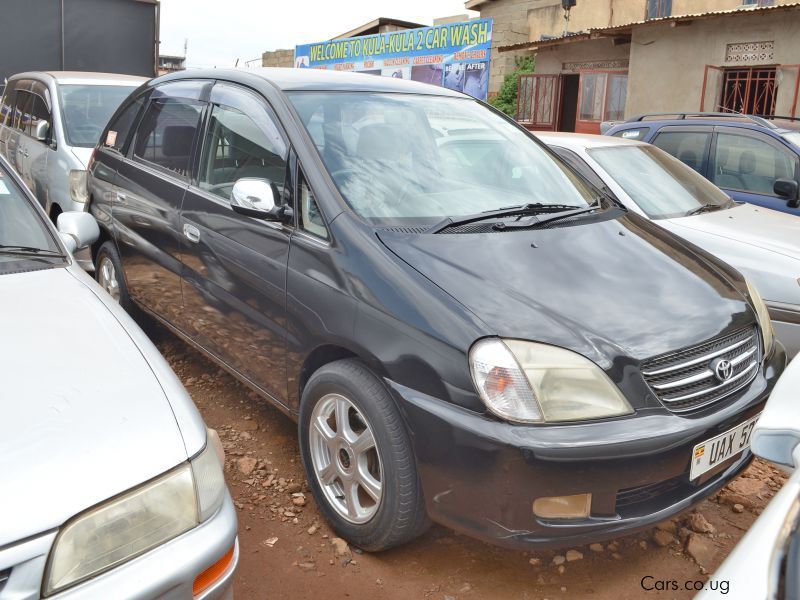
[95,241,131,310]
[299,359,430,551]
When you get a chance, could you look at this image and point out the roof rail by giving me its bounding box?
[625,112,779,129]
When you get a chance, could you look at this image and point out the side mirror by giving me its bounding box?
[57,212,99,253]
[230,178,292,222]
[34,120,49,142]
[774,178,800,208]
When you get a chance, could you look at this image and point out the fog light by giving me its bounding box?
[533,493,592,519]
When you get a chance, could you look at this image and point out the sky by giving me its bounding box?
[159,0,477,69]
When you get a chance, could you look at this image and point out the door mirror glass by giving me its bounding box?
[34,119,49,142]
[57,211,99,252]
[231,178,282,220]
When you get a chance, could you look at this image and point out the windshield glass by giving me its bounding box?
[588,145,734,219]
[0,165,59,260]
[59,84,137,148]
[289,92,596,226]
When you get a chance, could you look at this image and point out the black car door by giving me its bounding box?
[115,80,208,327]
[180,81,292,406]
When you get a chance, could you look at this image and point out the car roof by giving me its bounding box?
[611,115,800,136]
[10,71,147,86]
[536,131,647,150]
[154,67,467,97]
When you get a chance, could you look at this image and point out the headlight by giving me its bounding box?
[68,170,88,204]
[470,338,633,423]
[44,432,225,595]
[746,278,775,356]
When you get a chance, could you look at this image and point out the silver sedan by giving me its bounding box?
[0,154,237,599]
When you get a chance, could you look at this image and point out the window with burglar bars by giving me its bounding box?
[646,0,671,19]
[720,67,777,116]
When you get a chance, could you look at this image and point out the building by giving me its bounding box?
[157,54,185,75]
[0,0,159,83]
[262,17,427,68]
[467,0,800,133]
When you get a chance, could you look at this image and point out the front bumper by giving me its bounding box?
[389,344,786,550]
[0,492,238,600]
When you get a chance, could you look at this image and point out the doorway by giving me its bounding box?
[559,74,580,132]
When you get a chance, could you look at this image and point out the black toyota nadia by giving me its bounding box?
[87,68,786,550]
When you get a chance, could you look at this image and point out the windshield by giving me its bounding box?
[289,92,596,226]
[0,165,60,261]
[588,145,734,219]
[59,84,137,148]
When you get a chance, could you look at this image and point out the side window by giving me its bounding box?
[611,127,650,141]
[298,170,328,240]
[104,95,146,153]
[25,93,51,141]
[198,103,288,201]
[651,130,711,174]
[133,96,203,179]
[712,132,799,195]
[0,83,16,127]
[12,90,33,132]
[551,146,607,190]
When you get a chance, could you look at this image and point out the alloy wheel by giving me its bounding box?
[98,256,121,302]
[308,393,383,524]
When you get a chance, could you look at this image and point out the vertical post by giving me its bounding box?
[60,0,65,70]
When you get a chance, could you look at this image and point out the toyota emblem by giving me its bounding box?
[711,358,734,382]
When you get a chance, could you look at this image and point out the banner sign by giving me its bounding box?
[294,18,493,101]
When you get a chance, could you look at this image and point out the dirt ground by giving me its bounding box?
[147,321,787,600]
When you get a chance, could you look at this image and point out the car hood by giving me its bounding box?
[377,214,754,368]
[70,146,94,169]
[666,203,800,261]
[0,267,189,544]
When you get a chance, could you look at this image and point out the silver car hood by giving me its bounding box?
[0,266,192,544]
[666,203,800,260]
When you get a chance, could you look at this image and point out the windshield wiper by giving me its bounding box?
[685,204,722,217]
[0,244,66,258]
[429,203,598,234]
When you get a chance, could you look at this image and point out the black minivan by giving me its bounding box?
[88,68,785,551]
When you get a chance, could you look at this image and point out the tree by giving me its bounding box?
[489,55,535,117]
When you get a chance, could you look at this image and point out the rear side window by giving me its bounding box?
[133,97,203,179]
[104,95,146,153]
[0,82,16,127]
[651,130,711,175]
[612,127,649,141]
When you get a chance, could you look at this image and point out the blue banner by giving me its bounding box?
[294,18,493,101]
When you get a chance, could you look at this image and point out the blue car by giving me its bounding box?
[605,113,800,216]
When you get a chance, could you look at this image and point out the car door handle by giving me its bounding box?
[18,148,28,157]
[183,223,200,243]
[116,192,127,203]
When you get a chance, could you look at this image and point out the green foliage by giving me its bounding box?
[489,55,535,117]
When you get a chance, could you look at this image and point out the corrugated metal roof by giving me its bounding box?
[497,2,800,53]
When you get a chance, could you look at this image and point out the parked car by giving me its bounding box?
[538,132,800,358]
[88,68,785,551]
[604,113,800,216]
[0,71,145,223]
[0,154,237,598]
[698,354,800,599]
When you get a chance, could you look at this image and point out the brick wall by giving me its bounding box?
[480,0,532,96]
[262,49,294,68]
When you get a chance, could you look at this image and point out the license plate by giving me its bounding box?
[690,414,760,480]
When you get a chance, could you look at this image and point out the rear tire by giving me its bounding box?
[95,241,131,310]
[299,359,430,551]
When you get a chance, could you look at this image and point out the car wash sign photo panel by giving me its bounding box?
[294,19,493,101]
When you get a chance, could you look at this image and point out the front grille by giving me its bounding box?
[642,326,761,413]
[616,475,684,509]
